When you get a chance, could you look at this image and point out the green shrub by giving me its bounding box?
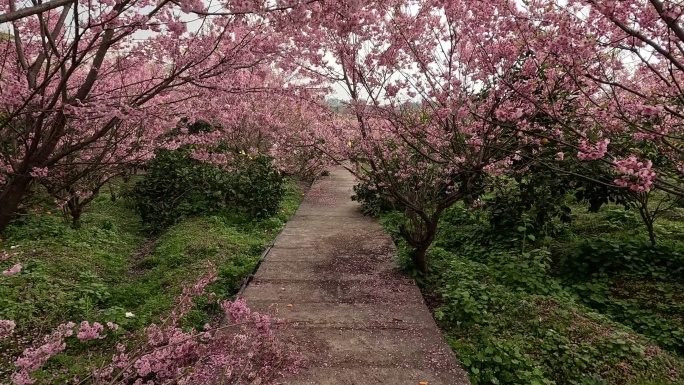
[230,154,284,219]
[557,236,684,280]
[128,149,231,231]
[483,175,573,241]
[352,181,397,216]
[129,149,283,232]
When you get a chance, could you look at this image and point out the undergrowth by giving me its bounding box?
[379,202,684,385]
[0,178,303,383]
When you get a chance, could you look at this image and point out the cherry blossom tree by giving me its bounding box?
[568,0,684,195]
[441,0,684,195]
[0,0,350,232]
[2,0,681,270]
[295,0,548,271]
[161,65,347,181]
[289,0,684,268]
[444,0,684,244]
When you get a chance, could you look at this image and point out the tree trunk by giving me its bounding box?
[71,207,82,229]
[0,176,33,233]
[638,206,657,246]
[645,217,656,246]
[404,226,437,274]
[399,213,440,274]
[109,182,117,202]
[411,244,429,274]
[66,195,82,229]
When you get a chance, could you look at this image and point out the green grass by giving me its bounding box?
[552,205,684,358]
[0,178,304,383]
[0,193,145,329]
[560,203,684,242]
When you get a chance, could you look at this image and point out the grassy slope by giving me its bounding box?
[0,179,303,383]
[379,202,684,385]
[554,205,684,358]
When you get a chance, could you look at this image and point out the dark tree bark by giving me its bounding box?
[400,215,440,274]
[0,176,33,233]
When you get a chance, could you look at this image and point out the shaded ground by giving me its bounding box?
[242,167,469,384]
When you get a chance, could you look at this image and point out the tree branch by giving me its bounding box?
[0,0,75,24]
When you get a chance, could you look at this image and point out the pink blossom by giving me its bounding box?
[0,319,16,339]
[614,155,657,192]
[11,322,74,384]
[77,321,106,341]
[107,322,119,331]
[8,263,301,384]
[578,138,610,161]
[28,167,48,178]
[3,263,22,276]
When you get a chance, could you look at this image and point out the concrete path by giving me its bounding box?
[242,167,470,385]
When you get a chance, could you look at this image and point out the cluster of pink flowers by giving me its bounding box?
[10,321,119,384]
[495,105,525,121]
[483,157,514,177]
[1,250,16,261]
[93,278,300,385]
[0,319,16,339]
[5,262,300,385]
[2,250,21,276]
[637,104,663,117]
[76,321,108,341]
[577,138,610,161]
[614,155,657,192]
[28,167,48,178]
[1,252,20,342]
[179,299,299,385]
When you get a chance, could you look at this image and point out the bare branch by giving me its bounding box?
[0,0,75,24]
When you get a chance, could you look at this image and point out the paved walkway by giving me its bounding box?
[242,167,469,384]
